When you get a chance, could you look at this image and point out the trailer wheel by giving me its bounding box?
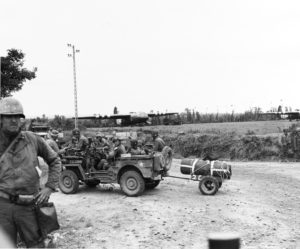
[120,170,145,197]
[145,180,160,190]
[199,176,219,195]
[59,170,79,194]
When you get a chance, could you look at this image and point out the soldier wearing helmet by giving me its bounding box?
[95,132,109,148]
[112,137,126,158]
[0,97,61,247]
[71,128,89,151]
[152,131,165,152]
[128,139,145,155]
[46,129,60,153]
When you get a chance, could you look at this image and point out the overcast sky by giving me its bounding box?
[1,0,300,118]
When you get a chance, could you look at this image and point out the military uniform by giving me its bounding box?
[0,97,61,248]
[46,137,60,153]
[153,136,166,152]
[114,143,127,158]
[128,140,146,155]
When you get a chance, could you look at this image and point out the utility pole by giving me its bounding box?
[67,44,80,129]
[0,56,2,99]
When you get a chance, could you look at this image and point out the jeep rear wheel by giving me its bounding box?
[120,170,145,197]
[145,180,160,190]
[198,176,219,195]
[59,170,79,194]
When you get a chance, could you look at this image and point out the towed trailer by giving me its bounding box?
[166,158,232,195]
[59,146,232,197]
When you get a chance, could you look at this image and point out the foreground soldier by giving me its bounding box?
[0,97,61,248]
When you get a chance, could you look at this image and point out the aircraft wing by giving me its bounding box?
[284,112,300,115]
[260,112,282,115]
[76,114,131,120]
[77,115,99,120]
[108,114,131,119]
[148,112,178,117]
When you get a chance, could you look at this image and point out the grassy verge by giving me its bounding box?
[64,120,298,161]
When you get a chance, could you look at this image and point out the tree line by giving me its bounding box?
[31,107,275,131]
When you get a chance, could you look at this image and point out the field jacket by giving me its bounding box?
[154,137,166,152]
[0,131,61,196]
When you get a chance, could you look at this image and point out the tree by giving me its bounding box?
[1,49,37,97]
[113,106,118,114]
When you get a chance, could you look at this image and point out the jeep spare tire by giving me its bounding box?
[120,170,145,197]
[160,146,173,171]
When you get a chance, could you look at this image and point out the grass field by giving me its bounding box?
[87,120,299,136]
[78,120,299,160]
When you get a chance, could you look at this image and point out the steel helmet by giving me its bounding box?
[0,97,25,118]
[131,139,138,146]
[152,131,158,138]
[49,129,59,138]
[72,128,80,135]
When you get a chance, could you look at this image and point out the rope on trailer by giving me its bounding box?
[210,160,215,176]
[191,158,199,173]
[192,160,210,175]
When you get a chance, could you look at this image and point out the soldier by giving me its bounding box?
[152,131,166,152]
[72,128,89,151]
[0,97,61,248]
[128,139,146,155]
[65,136,78,149]
[46,129,60,153]
[95,132,109,148]
[112,137,126,158]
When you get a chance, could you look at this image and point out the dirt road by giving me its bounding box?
[50,160,300,249]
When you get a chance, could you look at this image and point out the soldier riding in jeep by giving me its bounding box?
[58,132,173,197]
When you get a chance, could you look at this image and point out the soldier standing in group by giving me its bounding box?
[0,97,61,248]
[46,129,60,153]
[152,131,166,152]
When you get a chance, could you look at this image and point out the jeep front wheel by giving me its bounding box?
[59,170,79,194]
[120,170,145,197]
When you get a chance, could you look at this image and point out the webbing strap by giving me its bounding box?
[210,160,215,176]
[192,158,199,173]
[0,132,21,162]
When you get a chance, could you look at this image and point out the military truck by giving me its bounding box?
[58,147,173,197]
